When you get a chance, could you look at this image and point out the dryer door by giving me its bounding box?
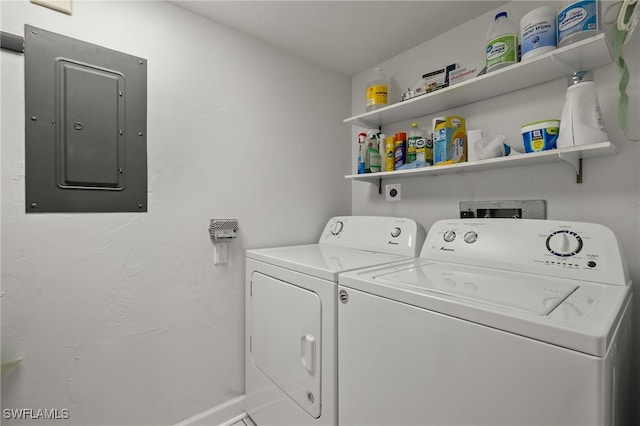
[250,272,321,418]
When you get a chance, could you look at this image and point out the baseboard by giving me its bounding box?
[174,395,246,426]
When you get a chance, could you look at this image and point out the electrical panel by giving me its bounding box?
[24,25,147,213]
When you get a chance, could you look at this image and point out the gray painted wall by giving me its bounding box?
[351,0,640,422]
[1,1,351,425]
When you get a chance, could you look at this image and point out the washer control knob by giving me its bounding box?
[546,230,583,257]
[391,227,401,238]
[443,230,456,242]
[330,220,344,236]
[464,231,478,244]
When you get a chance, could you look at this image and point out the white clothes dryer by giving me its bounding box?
[338,219,632,426]
[245,216,426,426]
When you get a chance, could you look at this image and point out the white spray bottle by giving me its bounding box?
[556,70,608,148]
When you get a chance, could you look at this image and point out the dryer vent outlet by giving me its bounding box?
[459,200,546,219]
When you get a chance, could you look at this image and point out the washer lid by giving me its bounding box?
[247,244,406,281]
[339,259,631,356]
[378,262,578,315]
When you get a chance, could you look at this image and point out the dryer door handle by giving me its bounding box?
[300,334,316,376]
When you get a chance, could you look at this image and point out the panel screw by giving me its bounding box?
[119,130,123,135]
[138,204,143,209]
[51,120,55,124]
[31,30,38,35]
[138,132,143,137]
[31,202,37,209]
[307,391,314,403]
[118,168,123,174]
[30,116,37,121]
[138,60,144,65]
[119,91,123,97]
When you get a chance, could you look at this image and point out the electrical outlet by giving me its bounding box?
[385,184,401,202]
[31,0,72,15]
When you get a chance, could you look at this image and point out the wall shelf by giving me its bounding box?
[346,142,618,190]
[344,33,612,128]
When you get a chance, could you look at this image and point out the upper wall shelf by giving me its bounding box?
[344,34,612,129]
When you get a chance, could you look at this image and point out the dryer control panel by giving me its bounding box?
[319,216,426,257]
[422,219,628,286]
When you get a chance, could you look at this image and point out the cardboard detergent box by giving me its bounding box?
[433,116,467,165]
[422,63,458,91]
[449,61,486,86]
[402,63,459,101]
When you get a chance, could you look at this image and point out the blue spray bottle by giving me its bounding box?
[357,132,366,174]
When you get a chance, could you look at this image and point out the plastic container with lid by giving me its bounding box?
[486,11,519,73]
[557,0,602,47]
[520,7,557,60]
[521,120,560,152]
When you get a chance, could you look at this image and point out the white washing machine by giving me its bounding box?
[245,216,426,426]
[338,219,632,426]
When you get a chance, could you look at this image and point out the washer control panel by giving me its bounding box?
[319,216,427,257]
[424,219,628,285]
[330,220,344,236]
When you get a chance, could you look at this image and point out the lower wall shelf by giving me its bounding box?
[346,142,617,189]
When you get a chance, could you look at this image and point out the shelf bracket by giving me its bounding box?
[352,117,379,129]
[378,178,382,194]
[558,152,582,183]
[549,52,577,75]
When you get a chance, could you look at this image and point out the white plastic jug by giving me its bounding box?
[486,12,519,73]
[556,70,608,148]
[366,67,388,111]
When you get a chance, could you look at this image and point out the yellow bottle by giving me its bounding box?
[366,67,388,111]
[385,136,395,172]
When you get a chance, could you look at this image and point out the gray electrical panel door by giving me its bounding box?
[25,25,147,213]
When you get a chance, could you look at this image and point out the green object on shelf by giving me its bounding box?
[613,24,630,134]
[609,0,638,138]
[1,358,23,378]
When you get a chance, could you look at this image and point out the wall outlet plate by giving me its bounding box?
[31,0,72,15]
[385,184,401,201]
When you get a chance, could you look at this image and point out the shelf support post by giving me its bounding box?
[558,152,582,183]
[576,158,583,183]
[378,178,382,194]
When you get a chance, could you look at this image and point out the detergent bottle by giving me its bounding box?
[410,123,427,164]
[556,70,608,148]
[366,67,389,111]
[365,129,381,173]
[357,132,366,174]
[486,12,519,73]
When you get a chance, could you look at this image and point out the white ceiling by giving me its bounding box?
[167,1,509,76]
